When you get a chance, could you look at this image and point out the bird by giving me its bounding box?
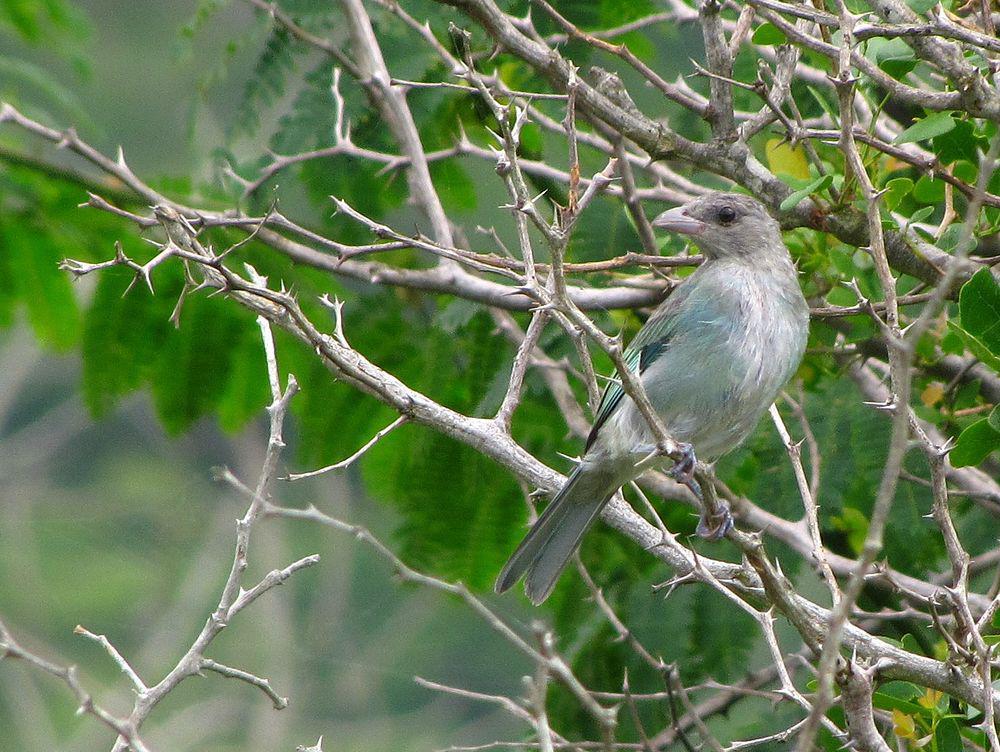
[495,192,810,605]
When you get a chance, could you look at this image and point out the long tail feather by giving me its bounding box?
[495,463,618,605]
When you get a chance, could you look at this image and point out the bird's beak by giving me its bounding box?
[652,206,706,236]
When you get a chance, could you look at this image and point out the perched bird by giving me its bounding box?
[496,192,810,605]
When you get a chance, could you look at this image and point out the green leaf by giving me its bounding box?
[233,26,297,138]
[906,0,939,12]
[150,294,246,434]
[686,587,756,680]
[0,228,15,328]
[779,175,832,211]
[832,506,869,554]
[215,324,270,432]
[81,264,180,416]
[872,685,926,716]
[878,681,923,701]
[364,422,524,589]
[895,112,956,145]
[947,322,1000,372]
[751,23,786,45]
[435,298,478,334]
[950,418,1000,468]
[806,85,838,121]
[883,178,914,212]
[989,405,1000,432]
[934,718,963,752]
[866,38,916,77]
[1,0,43,40]
[0,57,97,132]
[270,62,339,154]
[954,378,982,411]
[567,195,641,262]
[598,0,657,26]
[0,220,80,350]
[933,118,985,165]
[939,224,977,256]
[914,175,946,204]
[957,268,1000,356]
[941,329,965,356]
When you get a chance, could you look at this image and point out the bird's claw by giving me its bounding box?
[667,444,732,541]
[696,500,734,540]
[669,445,710,525]
[668,443,700,496]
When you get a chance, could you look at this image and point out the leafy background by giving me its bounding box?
[0,0,999,749]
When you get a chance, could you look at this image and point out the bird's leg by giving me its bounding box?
[669,442,702,484]
[668,444,733,540]
[695,498,734,541]
[667,442,700,497]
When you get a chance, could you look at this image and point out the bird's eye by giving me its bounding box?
[718,206,737,224]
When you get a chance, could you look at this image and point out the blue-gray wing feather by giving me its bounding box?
[585,284,692,450]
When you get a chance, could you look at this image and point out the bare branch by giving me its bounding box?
[200,658,289,710]
[285,415,407,481]
[0,620,153,752]
[74,626,147,693]
[839,661,893,752]
[769,404,839,604]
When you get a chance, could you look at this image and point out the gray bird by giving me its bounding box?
[495,192,810,604]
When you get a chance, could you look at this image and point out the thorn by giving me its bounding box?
[455,120,470,148]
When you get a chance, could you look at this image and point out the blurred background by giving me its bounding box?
[0,324,536,750]
[0,1,535,748]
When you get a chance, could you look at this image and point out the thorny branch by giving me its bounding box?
[0,621,153,752]
[1,291,318,751]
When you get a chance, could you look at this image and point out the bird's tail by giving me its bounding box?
[495,462,619,605]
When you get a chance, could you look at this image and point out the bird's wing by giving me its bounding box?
[585,283,693,450]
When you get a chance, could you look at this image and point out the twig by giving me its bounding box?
[74,625,148,693]
[0,620,153,752]
[839,661,893,752]
[285,415,407,480]
[200,658,289,710]
[264,501,616,730]
[769,404,839,604]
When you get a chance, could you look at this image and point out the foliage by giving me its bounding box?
[949,269,1000,466]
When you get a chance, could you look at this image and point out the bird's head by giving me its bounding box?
[652,192,785,260]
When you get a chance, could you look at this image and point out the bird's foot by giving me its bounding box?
[667,444,732,540]
[696,499,734,540]
[668,443,701,498]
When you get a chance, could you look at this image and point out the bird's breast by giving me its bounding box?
[601,266,808,463]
